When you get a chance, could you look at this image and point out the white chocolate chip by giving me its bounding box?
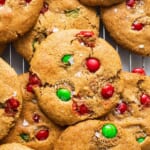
[12,91,17,97]
[52,27,59,33]
[32,99,38,103]
[139,44,145,49]
[114,8,118,13]
[75,71,82,77]
[80,42,85,46]
[69,57,74,65]
[22,119,29,127]
[95,132,100,138]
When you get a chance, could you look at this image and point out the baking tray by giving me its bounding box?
[2,19,150,75]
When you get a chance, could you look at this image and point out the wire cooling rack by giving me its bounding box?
[2,21,150,75]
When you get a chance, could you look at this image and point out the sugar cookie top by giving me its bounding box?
[0,0,43,42]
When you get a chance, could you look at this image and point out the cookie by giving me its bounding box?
[105,72,150,150]
[79,0,123,7]
[101,0,150,56]
[0,58,22,140]
[28,29,123,126]
[14,0,99,62]
[0,0,43,42]
[0,143,34,150]
[1,73,62,150]
[54,120,141,150]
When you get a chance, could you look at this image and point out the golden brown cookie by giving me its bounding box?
[54,120,141,150]
[0,0,43,43]
[0,143,34,150]
[0,58,22,140]
[101,0,150,56]
[14,0,99,62]
[79,0,123,7]
[28,29,123,126]
[105,72,150,150]
[1,73,62,150]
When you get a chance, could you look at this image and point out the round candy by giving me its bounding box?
[140,94,150,106]
[35,129,49,141]
[137,137,145,143]
[132,68,146,75]
[86,57,100,72]
[62,54,72,64]
[101,84,114,99]
[102,124,118,138]
[56,89,71,101]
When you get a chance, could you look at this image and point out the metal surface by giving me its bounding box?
[2,23,150,75]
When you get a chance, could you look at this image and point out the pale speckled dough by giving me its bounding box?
[0,143,34,150]
[29,29,123,126]
[1,73,62,150]
[0,0,43,42]
[101,0,150,56]
[0,58,22,140]
[106,72,150,150]
[54,120,141,150]
[79,0,123,6]
[14,0,99,62]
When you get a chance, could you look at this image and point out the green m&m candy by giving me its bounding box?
[56,88,71,102]
[20,133,30,142]
[102,124,118,138]
[62,54,72,64]
[137,137,145,143]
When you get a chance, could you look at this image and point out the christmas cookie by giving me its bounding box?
[101,0,150,56]
[54,120,141,150]
[1,101,62,150]
[0,0,43,42]
[0,143,34,150]
[105,72,150,150]
[79,0,123,7]
[1,73,62,150]
[14,0,99,62]
[29,29,123,126]
[0,58,22,140]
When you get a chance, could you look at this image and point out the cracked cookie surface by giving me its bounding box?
[54,120,141,150]
[105,72,150,150]
[79,0,123,7]
[0,143,34,150]
[0,0,43,42]
[29,29,123,126]
[0,58,22,140]
[1,73,62,150]
[14,0,99,62]
[101,0,150,56]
